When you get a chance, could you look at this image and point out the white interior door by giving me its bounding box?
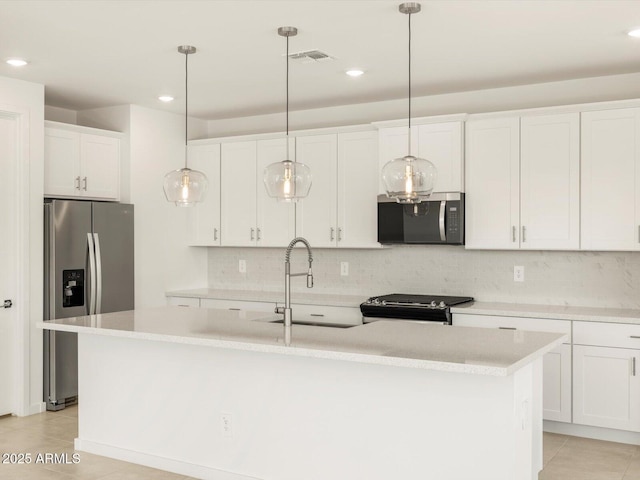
[0,114,17,416]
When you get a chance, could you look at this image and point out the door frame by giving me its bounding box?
[0,104,33,416]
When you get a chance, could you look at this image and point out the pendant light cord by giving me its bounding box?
[408,11,412,157]
[184,50,189,168]
[286,34,290,160]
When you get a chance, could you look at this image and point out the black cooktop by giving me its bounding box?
[360,294,474,323]
[363,294,474,307]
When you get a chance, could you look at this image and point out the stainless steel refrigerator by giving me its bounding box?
[44,199,134,411]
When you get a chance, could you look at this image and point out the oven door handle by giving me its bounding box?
[439,200,446,242]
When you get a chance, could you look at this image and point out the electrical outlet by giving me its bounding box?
[238,259,246,273]
[514,266,524,282]
[221,413,233,437]
[340,262,349,276]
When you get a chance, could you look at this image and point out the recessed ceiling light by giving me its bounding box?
[158,95,174,102]
[6,58,28,67]
[628,28,640,38]
[346,69,364,77]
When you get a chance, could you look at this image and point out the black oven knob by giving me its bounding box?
[373,298,380,305]
[439,301,446,308]
[430,301,437,307]
[381,300,387,305]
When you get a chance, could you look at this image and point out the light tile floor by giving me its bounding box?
[1,407,640,479]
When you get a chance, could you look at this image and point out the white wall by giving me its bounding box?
[45,105,77,124]
[0,75,45,415]
[78,105,209,308]
[207,72,640,137]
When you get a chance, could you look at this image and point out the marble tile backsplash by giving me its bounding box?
[208,246,640,309]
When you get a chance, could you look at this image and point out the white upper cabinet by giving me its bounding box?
[465,113,580,250]
[581,108,640,251]
[377,121,463,195]
[219,139,295,247]
[255,138,296,247]
[295,134,339,248]
[296,131,378,248]
[337,131,379,248]
[45,123,121,201]
[465,117,520,249]
[220,141,257,247]
[520,113,580,250]
[188,144,221,246]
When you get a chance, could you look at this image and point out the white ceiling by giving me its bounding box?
[2,0,640,120]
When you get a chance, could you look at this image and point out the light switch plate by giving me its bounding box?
[340,262,349,276]
[239,259,246,273]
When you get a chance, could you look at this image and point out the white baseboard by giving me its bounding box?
[74,438,262,480]
[544,421,640,445]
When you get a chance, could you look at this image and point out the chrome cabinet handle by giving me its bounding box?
[310,313,325,317]
[75,176,81,190]
[499,326,516,330]
[214,228,218,241]
[250,228,255,241]
[257,228,261,241]
[330,227,335,241]
[1,300,12,309]
[512,226,516,243]
[522,225,526,243]
[228,308,241,311]
[82,177,87,191]
[633,357,637,377]
[630,336,640,339]
[337,228,342,242]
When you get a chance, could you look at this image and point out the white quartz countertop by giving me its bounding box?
[452,301,640,324]
[166,288,367,308]
[38,306,565,377]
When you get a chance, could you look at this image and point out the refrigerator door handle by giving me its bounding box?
[87,233,97,315]
[93,233,103,315]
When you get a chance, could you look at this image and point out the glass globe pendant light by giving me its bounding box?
[163,45,208,206]
[381,3,437,204]
[263,26,312,202]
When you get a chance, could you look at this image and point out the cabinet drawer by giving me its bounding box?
[287,304,363,326]
[200,298,276,313]
[574,321,640,349]
[453,313,571,343]
[167,296,200,308]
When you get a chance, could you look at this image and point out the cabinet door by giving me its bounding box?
[452,313,571,423]
[295,134,338,247]
[80,133,120,200]
[337,131,379,248]
[418,122,464,193]
[520,113,579,250]
[220,141,257,246]
[573,345,640,432]
[256,138,296,247]
[464,118,520,249]
[377,126,419,195]
[543,344,572,423]
[188,144,221,246]
[581,108,640,251]
[44,128,81,197]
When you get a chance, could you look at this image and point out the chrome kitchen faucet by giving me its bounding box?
[276,237,314,346]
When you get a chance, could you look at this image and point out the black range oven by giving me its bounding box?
[360,294,474,325]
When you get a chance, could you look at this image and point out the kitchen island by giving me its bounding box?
[39,306,565,480]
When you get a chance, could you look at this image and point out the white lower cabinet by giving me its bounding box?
[200,298,276,313]
[573,321,640,432]
[166,296,201,307]
[284,304,363,326]
[453,313,572,423]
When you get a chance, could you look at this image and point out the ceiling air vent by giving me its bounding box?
[288,50,334,64]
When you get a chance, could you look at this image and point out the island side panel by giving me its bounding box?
[76,333,538,480]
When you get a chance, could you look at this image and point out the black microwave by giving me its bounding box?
[377,193,465,245]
